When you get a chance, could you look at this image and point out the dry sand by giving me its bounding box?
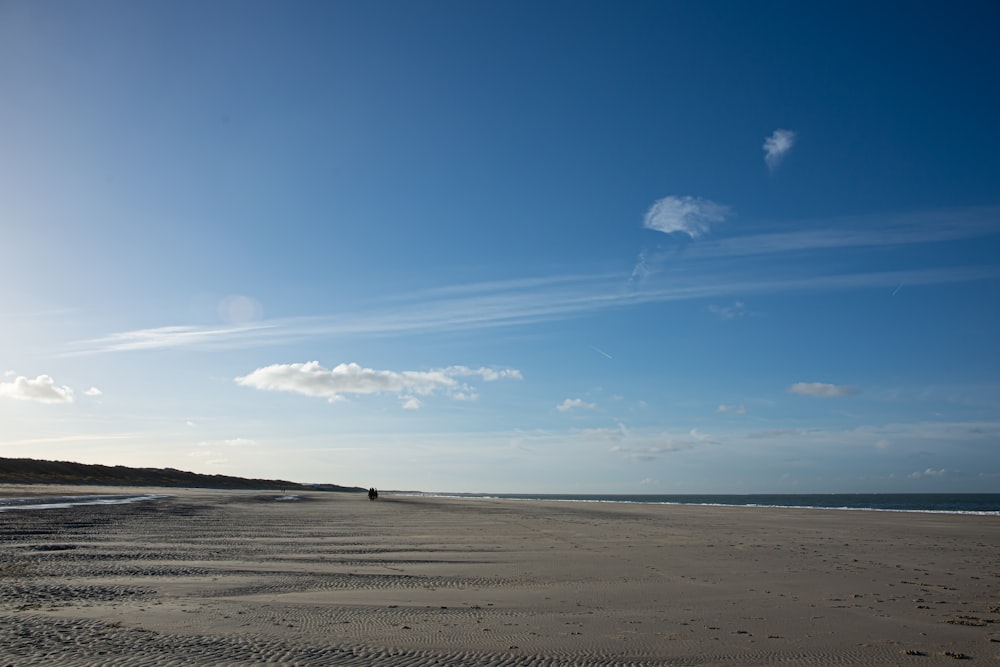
[0,486,997,666]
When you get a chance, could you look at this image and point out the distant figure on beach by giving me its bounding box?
[368,487,378,501]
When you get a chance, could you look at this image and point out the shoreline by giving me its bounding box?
[1,487,997,665]
[5,484,999,515]
[395,491,1000,516]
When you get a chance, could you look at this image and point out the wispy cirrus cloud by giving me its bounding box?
[235,361,521,408]
[75,323,280,353]
[569,422,706,461]
[609,435,700,461]
[685,206,1000,261]
[789,382,860,398]
[0,375,74,404]
[707,301,747,320]
[643,195,731,238]
[64,206,1000,355]
[763,128,796,170]
[67,267,996,355]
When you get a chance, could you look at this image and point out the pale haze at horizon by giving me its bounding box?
[2,2,999,493]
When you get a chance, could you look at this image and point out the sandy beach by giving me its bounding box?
[0,486,997,666]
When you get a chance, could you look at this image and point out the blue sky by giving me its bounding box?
[2,1,998,493]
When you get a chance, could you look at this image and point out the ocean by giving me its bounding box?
[407,493,1000,515]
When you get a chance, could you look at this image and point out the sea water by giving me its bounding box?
[406,492,1000,515]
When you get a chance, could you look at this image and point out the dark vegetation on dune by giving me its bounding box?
[0,457,364,492]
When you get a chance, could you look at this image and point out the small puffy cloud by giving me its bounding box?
[910,468,947,478]
[0,375,74,404]
[763,128,797,170]
[235,361,520,407]
[557,398,596,412]
[788,382,859,398]
[643,195,731,239]
[716,403,747,414]
[84,387,103,396]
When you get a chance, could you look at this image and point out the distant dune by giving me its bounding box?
[0,457,364,492]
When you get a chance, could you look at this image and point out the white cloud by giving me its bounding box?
[643,196,731,239]
[235,361,520,406]
[716,403,747,414]
[910,468,947,478]
[763,128,796,170]
[0,375,74,404]
[72,323,277,354]
[788,382,860,398]
[557,398,596,412]
[448,366,523,381]
[84,387,102,396]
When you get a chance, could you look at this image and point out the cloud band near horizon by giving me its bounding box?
[235,361,521,408]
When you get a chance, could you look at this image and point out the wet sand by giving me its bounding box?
[0,485,997,665]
